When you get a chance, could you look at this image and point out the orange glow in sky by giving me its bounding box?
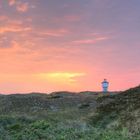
[38,72,86,83]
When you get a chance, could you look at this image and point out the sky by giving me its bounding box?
[0,0,140,94]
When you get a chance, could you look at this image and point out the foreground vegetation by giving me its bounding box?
[0,86,140,140]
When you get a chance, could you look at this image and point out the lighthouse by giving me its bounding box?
[102,79,109,92]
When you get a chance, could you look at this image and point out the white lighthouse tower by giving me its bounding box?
[102,79,109,92]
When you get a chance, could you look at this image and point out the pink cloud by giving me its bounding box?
[0,16,8,21]
[9,0,16,6]
[16,2,29,12]
[8,0,29,13]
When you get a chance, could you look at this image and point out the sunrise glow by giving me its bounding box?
[0,0,140,93]
[37,72,86,84]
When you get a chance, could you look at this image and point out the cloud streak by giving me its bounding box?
[72,37,108,45]
[0,17,32,34]
[38,29,69,37]
[0,26,31,34]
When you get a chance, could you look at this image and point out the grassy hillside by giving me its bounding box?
[0,86,140,140]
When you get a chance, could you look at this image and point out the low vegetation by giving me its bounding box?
[0,86,140,139]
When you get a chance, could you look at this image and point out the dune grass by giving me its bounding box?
[0,86,140,139]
